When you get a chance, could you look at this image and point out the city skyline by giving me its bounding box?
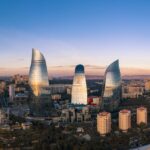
[1,0,150,75]
[1,1,150,149]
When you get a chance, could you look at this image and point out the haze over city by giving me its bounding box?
[1,0,150,76]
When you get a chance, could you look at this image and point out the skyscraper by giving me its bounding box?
[137,107,147,125]
[71,64,87,105]
[29,49,51,117]
[9,84,15,102]
[97,112,111,136]
[119,109,131,132]
[29,48,50,96]
[145,79,150,93]
[101,60,122,112]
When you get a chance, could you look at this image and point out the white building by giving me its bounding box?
[97,112,111,136]
[71,64,87,105]
[119,109,131,132]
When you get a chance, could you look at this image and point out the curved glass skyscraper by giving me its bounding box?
[101,60,122,112]
[29,48,49,97]
[71,64,87,105]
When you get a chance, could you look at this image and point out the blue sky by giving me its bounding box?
[0,0,150,75]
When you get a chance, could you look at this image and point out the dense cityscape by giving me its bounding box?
[1,0,150,149]
[0,49,149,149]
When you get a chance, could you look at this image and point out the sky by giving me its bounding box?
[0,0,150,76]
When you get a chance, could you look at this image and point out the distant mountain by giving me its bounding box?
[51,75,104,80]
[122,75,150,80]
[51,75,150,80]
[0,76,11,81]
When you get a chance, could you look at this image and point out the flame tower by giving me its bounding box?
[71,64,87,105]
[101,60,122,112]
[29,48,49,96]
[29,48,51,117]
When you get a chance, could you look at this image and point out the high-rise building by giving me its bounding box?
[145,79,150,92]
[119,109,131,132]
[97,112,111,136]
[101,60,122,112]
[29,49,51,117]
[137,107,147,125]
[29,48,50,96]
[9,84,15,102]
[71,64,87,105]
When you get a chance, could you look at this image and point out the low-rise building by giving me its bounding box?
[97,112,111,136]
[119,109,131,132]
[137,106,147,125]
[122,80,144,98]
[51,94,61,101]
[21,122,32,130]
[59,107,91,123]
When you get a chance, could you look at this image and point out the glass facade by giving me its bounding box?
[29,48,50,96]
[71,64,87,105]
[101,60,122,112]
